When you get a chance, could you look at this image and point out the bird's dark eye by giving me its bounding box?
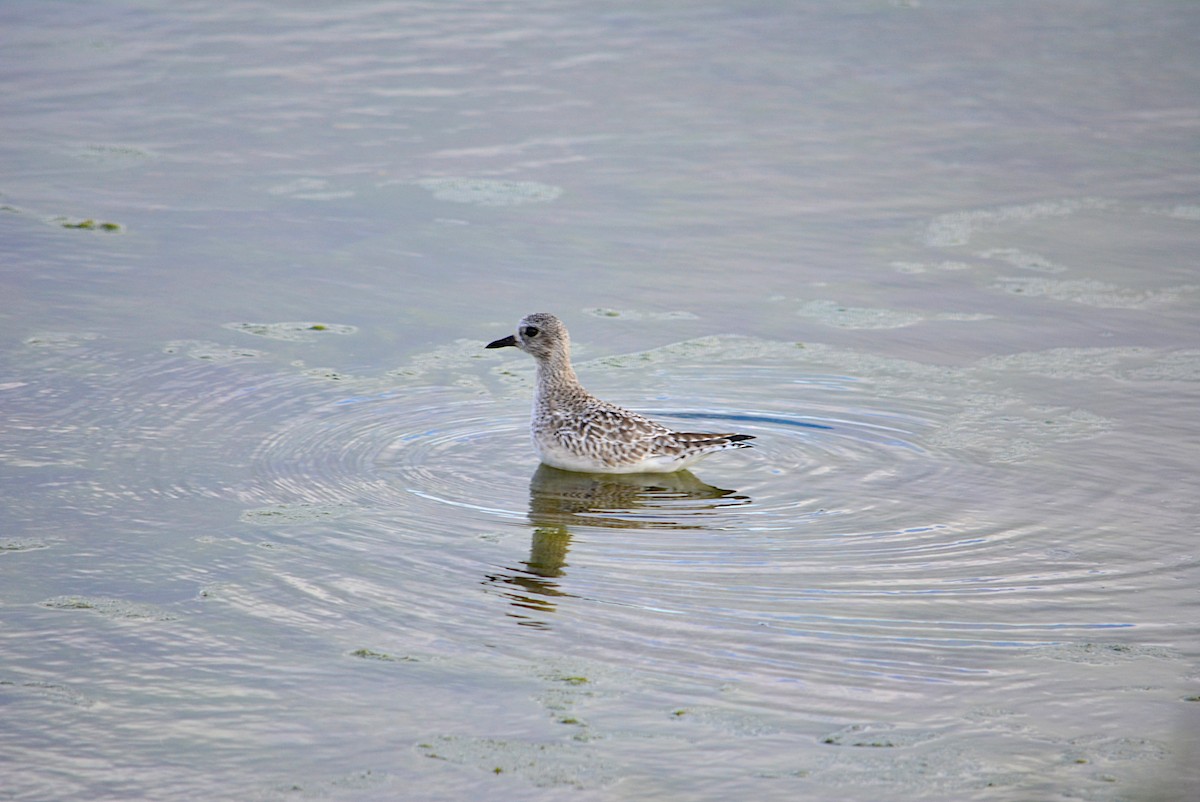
[522,326,540,338]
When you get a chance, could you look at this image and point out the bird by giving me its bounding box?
[485,312,754,474]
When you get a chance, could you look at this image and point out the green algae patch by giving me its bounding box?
[302,367,353,382]
[55,217,123,232]
[1,540,49,553]
[42,597,96,610]
[163,340,263,361]
[39,595,176,621]
[350,648,394,661]
[0,680,96,708]
[23,331,100,349]
[556,675,589,686]
[350,648,420,663]
[240,503,353,525]
[795,299,991,329]
[415,735,617,788]
[820,723,934,748]
[1031,642,1180,665]
[223,321,357,342]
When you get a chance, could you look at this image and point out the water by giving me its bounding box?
[2,2,1198,800]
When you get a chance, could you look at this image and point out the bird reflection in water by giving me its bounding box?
[485,465,750,627]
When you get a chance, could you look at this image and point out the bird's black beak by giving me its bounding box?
[486,334,518,349]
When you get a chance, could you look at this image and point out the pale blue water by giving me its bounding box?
[2,2,1198,800]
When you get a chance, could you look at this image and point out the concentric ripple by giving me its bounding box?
[232,336,1153,650]
[436,341,1170,711]
[7,331,1184,717]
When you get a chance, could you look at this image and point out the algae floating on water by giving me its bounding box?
[223,321,357,342]
[350,648,394,661]
[39,595,176,620]
[55,217,123,232]
[556,675,589,685]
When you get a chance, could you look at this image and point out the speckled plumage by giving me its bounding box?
[486,313,754,474]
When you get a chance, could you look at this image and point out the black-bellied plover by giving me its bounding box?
[486,313,754,473]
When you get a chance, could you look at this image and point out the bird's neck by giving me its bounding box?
[534,354,582,407]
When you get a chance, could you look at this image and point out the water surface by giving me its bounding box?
[2,2,1198,800]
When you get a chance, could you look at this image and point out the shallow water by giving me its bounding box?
[2,2,1199,800]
